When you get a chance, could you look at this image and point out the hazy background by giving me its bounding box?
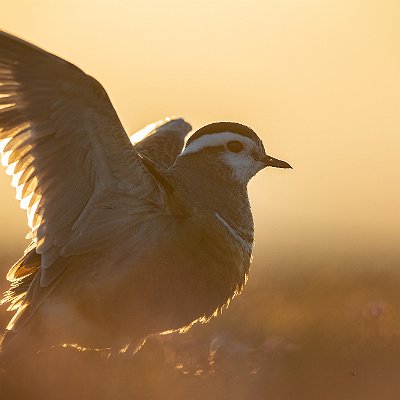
[0,1,399,399]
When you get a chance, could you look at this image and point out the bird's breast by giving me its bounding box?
[91,211,251,336]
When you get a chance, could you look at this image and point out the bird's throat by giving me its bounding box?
[169,155,255,246]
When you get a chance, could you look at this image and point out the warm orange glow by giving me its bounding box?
[0,1,397,259]
[0,2,399,398]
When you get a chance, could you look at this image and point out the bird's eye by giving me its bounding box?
[226,140,244,153]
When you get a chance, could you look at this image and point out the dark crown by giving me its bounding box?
[186,122,260,146]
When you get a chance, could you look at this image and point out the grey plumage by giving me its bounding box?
[0,31,291,361]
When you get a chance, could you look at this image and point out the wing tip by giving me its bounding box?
[160,117,192,136]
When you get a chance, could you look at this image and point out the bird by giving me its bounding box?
[0,31,291,361]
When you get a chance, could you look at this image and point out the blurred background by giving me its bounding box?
[0,1,399,399]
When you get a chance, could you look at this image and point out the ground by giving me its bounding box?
[1,253,400,399]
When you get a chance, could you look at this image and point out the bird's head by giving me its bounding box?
[180,122,291,184]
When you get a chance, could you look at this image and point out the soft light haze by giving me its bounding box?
[0,1,398,268]
[0,2,399,399]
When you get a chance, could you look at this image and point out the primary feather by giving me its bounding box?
[0,30,176,330]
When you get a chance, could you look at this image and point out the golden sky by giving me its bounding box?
[0,0,399,267]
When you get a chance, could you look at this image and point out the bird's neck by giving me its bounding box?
[168,154,254,245]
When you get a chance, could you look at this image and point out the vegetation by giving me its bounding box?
[1,251,400,399]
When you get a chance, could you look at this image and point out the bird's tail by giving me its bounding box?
[0,324,41,371]
[0,329,21,368]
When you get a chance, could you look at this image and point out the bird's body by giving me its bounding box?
[0,31,290,360]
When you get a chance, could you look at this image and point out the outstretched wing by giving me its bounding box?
[0,31,159,287]
[132,118,192,169]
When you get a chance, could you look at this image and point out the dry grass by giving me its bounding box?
[1,249,400,399]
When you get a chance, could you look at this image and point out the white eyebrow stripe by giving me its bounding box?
[214,212,253,255]
[181,132,255,156]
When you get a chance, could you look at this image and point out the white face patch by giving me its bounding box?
[181,132,265,184]
[221,150,264,184]
[182,132,255,155]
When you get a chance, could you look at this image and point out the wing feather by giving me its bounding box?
[132,118,191,168]
[0,31,158,288]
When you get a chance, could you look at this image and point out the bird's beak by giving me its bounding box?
[262,155,292,169]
